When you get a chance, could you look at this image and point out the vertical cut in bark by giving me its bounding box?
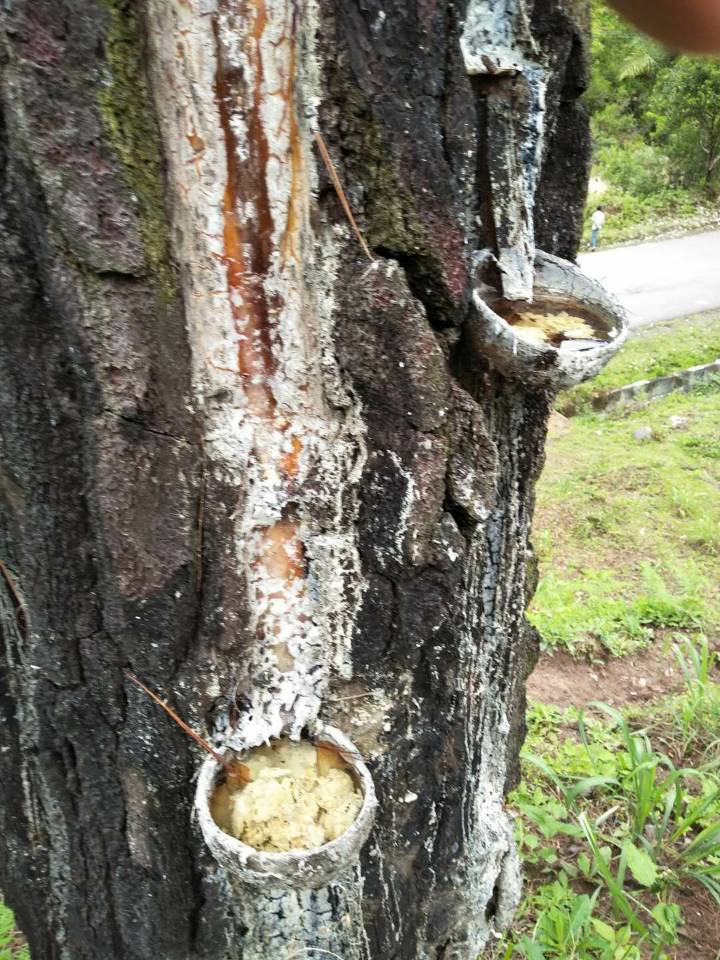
[147,0,365,756]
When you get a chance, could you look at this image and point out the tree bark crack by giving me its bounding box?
[101,408,195,445]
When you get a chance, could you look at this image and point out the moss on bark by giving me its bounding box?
[98,0,176,301]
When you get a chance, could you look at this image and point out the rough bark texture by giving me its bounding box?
[0,1,591,958]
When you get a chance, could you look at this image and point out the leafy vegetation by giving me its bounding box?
[495,637,720,958]
[531,566,708,658]
[0,901,28,960]
[499,315,720,958]
[584,1,720,247]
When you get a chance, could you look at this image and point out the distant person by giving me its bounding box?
[590,206,606,251]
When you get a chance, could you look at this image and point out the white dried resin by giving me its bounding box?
[508,309,598,344]
[211,740,363,853]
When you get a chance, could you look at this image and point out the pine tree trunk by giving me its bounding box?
[0,1,594,957]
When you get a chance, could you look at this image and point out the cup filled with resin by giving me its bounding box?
[469,249,629,388]
[195,724,377,889]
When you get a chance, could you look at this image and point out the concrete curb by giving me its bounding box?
[591,358,720,412]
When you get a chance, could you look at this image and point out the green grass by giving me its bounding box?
[500,318,720,958]
[496,649,720,959]
[531,567,707,658]
[559,312,720,415]
[0,901,28,960]
[531,378,720,658]
[507,318,720,957]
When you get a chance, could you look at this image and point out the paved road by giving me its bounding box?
[578,229,720,327]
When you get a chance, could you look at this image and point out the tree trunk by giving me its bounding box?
[0,1,596,958]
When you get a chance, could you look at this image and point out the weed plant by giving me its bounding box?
[499,642,720,959]
[0,902,28,960]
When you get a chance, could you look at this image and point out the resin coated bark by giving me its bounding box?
[0,0,591,958]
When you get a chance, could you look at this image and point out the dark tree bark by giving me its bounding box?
[0,0,598,958]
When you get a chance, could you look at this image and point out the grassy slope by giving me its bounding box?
[532,382,720,657]
[498,319,720,959]
[531,314,720,658]
[581,195,720,251]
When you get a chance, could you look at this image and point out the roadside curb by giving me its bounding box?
[589,359,720,412]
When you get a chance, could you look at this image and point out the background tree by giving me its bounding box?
[652,58,720,193]
[0,0,596,957]
[585,0,720,244]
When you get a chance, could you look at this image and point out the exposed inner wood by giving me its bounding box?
[214,1,307,672]
[214,7,276,420]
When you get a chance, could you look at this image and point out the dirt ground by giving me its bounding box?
[672,883,720,960]
[527,643,682,709]
[526,643,720,959]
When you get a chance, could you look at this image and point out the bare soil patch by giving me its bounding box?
[528,644,682,709]
[671,882,720,959]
